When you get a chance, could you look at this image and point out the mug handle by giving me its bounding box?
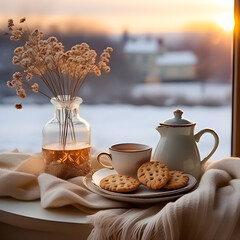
[97,152,114,169]
[194,128,219,166]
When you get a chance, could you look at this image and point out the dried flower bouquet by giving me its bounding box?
[7,18,113,105]
[6,18,113,146]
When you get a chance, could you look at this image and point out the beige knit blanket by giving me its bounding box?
[88,158,240,240]
[0,150,240,239]
[0,149,129,212]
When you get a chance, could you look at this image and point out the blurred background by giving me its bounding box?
[0,0,234,159]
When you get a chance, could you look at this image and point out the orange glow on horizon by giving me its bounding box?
[0,0,234,35]
[0,15,234,36]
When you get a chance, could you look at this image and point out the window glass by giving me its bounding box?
[0,0,234,160]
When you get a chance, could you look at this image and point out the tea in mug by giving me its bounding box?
[114,146,142,151]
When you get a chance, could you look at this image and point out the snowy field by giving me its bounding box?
[0,104,232,160]
[131,82,232,106]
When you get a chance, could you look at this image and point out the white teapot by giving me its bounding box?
[153,109,219,180]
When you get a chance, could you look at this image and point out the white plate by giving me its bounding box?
[83,176,186,204]
[91,168,197,198]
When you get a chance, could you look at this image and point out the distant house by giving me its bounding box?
[123,37,198,83]
[155,51,198,82]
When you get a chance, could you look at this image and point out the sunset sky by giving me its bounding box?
[0,0,234,34]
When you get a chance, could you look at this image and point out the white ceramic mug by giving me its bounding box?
[97,143,152,178]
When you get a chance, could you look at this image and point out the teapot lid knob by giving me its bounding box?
[160,109,195,126]
[173,109,183,119]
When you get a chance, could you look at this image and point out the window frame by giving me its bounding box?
[232,0,240,156]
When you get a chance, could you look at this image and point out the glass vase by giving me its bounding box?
[42,95,91,179]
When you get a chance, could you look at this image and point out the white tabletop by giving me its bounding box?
[0,197,94,240]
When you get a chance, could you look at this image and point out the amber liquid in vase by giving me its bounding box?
[42,143,91,179]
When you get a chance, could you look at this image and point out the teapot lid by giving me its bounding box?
[160,109,195,126]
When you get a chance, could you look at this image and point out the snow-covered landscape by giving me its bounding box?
[131,82,232,106]
[0,103,232,161]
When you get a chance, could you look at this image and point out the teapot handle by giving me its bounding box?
[194,128,219,166]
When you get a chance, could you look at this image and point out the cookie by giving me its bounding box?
[100,174,140,193]
[137,161,169,190]
[163,170,189,189]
